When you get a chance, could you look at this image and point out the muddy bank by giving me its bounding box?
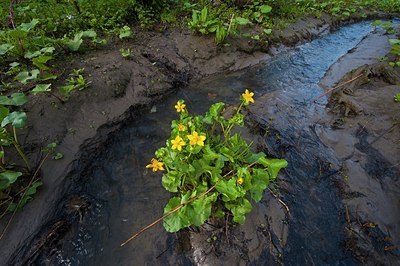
[321,62,400,264]
[0,13,399,265]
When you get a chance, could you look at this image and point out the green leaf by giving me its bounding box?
[215,178,245,202]
[43,142,57,152]
[53,153,63,160]
[40,46,55,54]
[226,198,252,224]
[8,180,42,211]
[38,73,58,81]
[64,32,83,51]
[263,28,272,35]
[249,168,270,202]
[200,7,208,22]
[15,69,40,84]
[119,26,132,39]
[32,55,53,70]
[186,193,217,226]
[0,171,22,191]
[119,48,131,57]
[59,85,75,97]
[1,111,27,128]
[0,106,10,122]
[31,84,51,95]
[162,171,182,192]
[235,17,251,25]
[19,18,39,32]
[372,20,382,26]
[245,152,266,163]
[0,93,27,106]
[228,113,244,126]
[82,30,97,38]
[204,102,224,124]
[9,62,20,68]
[15,71,29,84]
[257,157,288,179]
[0,44,15,56]
[163,197,191,232]
[394,92,400,103]
[389,39,400,45]
[24,50,42,59]
[260,5,272,14]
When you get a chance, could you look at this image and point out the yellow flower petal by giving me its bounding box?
[188,131,206,146]
[171,135,186,151]
[175,101,186,113]
[146,158,164,172]
[242,89,254,104]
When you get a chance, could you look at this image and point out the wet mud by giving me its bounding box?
[1,14,399,266]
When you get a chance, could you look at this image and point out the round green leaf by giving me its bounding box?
[0,93,27,106]
[0,171,22,191]
[260,5,272,14]
[1,111,27,128]
[163,197,191,232]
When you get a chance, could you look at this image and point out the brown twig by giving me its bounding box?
[120,179,223,247]
[121,161,261,246]
[312,73,364,102]
[8,0,25,54]
[0,152,49,240]
[268,188,290,215]
[9,0,16,29]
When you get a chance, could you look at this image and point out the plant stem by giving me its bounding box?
[227,14,235,36]
[8,0,16,29]
[12,127,30,171]
[0,152,49,240]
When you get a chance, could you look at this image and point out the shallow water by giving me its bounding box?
[20,21,397,265]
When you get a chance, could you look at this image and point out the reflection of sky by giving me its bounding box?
[190,22,373,103]
[60,22,378,265]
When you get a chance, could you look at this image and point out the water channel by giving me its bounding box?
[13,21,399,265]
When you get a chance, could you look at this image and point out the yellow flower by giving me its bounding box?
[146,158,164,172]
[237,177,244,185]
[171,135,186,151]
[177,123,186,132]
[242,89,254,105]
[175,101,186,113]
[188,131,206,146]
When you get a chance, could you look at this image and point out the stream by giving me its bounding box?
[11,21,400,265]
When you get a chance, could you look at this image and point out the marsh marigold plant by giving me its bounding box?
[146,90,287,232]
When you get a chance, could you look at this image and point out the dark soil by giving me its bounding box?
[324,63,400,264]
[0,12,399,265]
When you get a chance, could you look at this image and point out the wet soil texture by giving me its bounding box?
[1,17,400,266]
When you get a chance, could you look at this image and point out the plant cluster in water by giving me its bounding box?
[146,90,287,232]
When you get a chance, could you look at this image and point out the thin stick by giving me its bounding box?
[268,188,290,215]
[312,73,364,102]
[9,0,16,29]
[120,179,222,247]
[0,153,49,240]
[120,162,263,246]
